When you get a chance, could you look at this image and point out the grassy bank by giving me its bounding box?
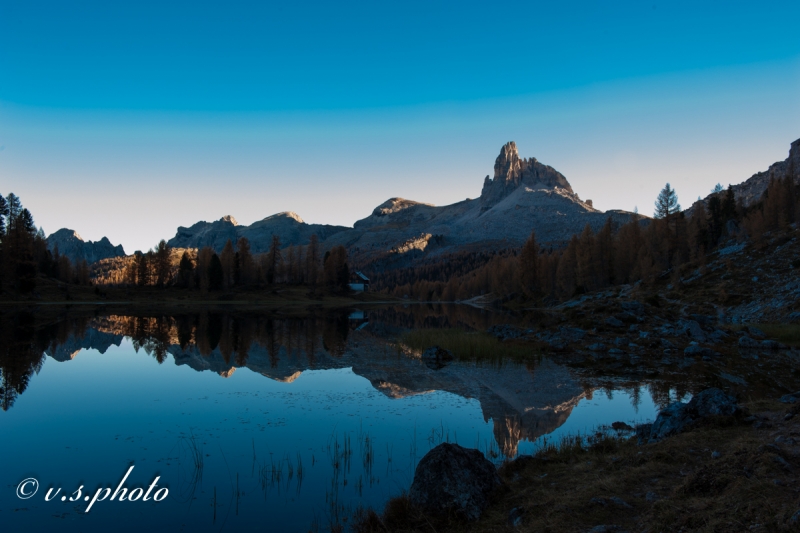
[399,328,537,362]
[733,324,800,347]
[0,276,396,311]
[354,399,800,532]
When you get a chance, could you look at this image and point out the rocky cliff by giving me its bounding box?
[167,212,349,253]
[46,228,126,265]
[326,142,633,265]
[687,138,800,217]
[480,141,575,208]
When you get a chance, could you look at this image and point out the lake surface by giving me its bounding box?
[0,306,684,532]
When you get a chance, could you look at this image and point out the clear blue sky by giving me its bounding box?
[1,0,798,252]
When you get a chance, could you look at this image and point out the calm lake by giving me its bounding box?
[0,306,686,532]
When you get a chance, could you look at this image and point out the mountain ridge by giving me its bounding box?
[46,228,126,265]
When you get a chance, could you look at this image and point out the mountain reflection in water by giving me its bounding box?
[0,306,671,532]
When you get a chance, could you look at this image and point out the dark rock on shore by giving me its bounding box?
[648,388,740,442]
[421,346,454,370]
[409,442,503,521]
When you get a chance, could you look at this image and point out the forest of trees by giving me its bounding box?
[119,234,352,293]
[376,176,799,303]
[0,191,352,296]
[0,193,92,295]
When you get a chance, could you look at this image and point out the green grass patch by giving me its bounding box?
[757,323,800,347]
[730,323,800,346]
[399,328,537,362]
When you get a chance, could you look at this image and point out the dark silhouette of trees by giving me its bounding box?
[208,253,224,290]
[265,235,282,285]
[154,240,172,287]
[654,183,681,220]
[519,230,540,297]
[237,237,255,286]
[220,240,235,290]
[323,245,350,292]
[178,250,194,288]
[306,234,320,292]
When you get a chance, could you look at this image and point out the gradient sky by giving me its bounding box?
[1,1,798,253]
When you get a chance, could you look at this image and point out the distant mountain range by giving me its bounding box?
[47,138,800,265]
[46,228,126,265]
[164,141,635,263]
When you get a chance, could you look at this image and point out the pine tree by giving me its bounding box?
[722,185,737,225]
[237,237,255,286]
[178,250,194,288]
[220,240,235,289]
[266,235,281,285]
[654,183,681,220]
[306,234,320,291]
[208,253,224,290]
[135,251,149,286]
[519,230,540,297]
[154,240,171,287]
[196,247,214,291]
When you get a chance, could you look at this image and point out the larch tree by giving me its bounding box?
[519,230,540,297]
[154,240,171,287]
[266,235,282,285]
[654,183,681,221]
[178,250,194,288]
[237,237,255,286]
[209,253,224,290]
[306,234,320,290]
[220,240,235,289]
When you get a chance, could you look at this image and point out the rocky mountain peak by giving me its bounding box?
[494,141,523,182]
[220,215,238,226]
[47,228,126,265]
[275,211,304,223]
[480,142,574,208]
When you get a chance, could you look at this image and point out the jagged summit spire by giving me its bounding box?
[480,142,574,207]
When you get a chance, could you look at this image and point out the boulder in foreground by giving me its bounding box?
[409,442,503,521]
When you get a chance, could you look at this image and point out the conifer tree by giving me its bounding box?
[220,240,235,289]
[654,183,681,220]
[266,235,281,285]
[154,239,171,287]
[237,237,255,286]
[519,230,540,297]
[178,250,194,288]
[209,253,224,290]
[306,234,320,290]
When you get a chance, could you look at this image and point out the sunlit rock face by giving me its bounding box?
[46,229,126,265]
[325,142,634,265]
[480,141,574,207]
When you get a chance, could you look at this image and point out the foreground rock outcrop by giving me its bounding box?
[409,442,503,521]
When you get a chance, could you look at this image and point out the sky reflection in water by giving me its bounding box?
[0,311,671,532]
